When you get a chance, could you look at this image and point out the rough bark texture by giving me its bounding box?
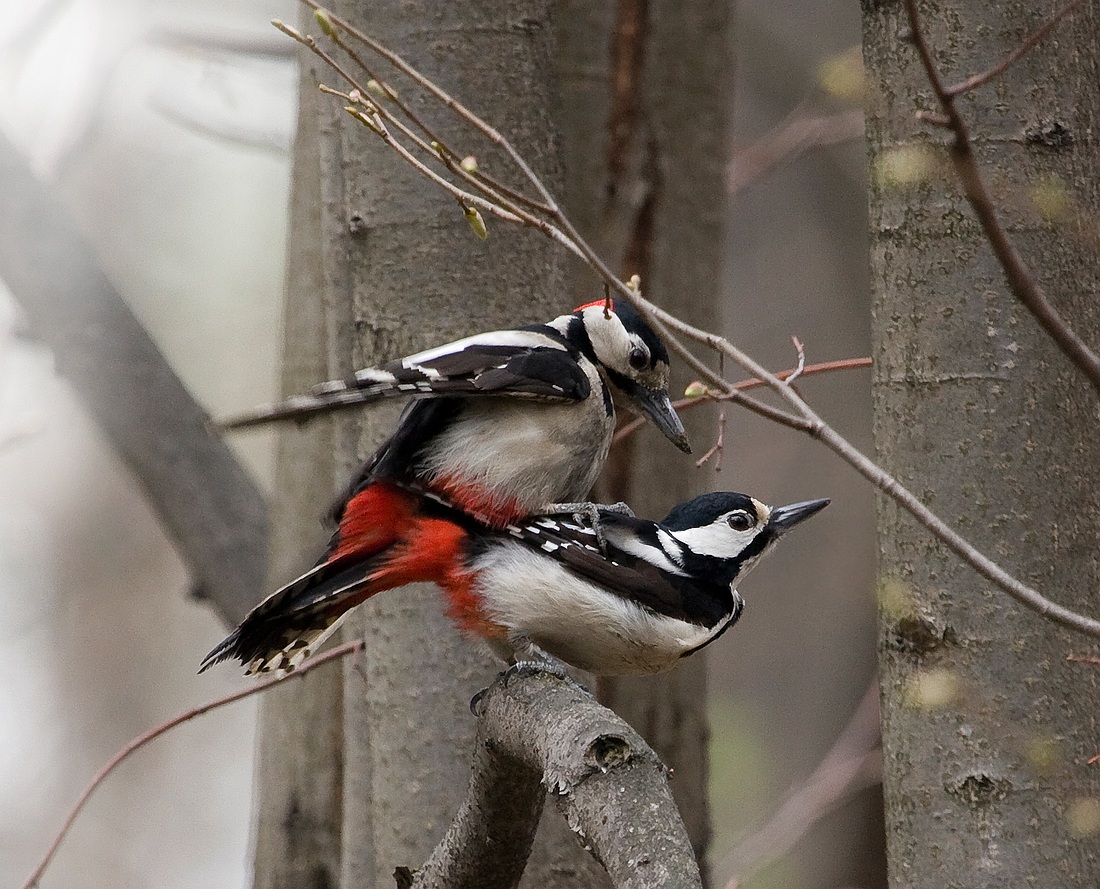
[864,2,1100,885]
[248,1,626,886]
[552,0,733,877]
[412,671,702,889]
[0,132,268,628]
[251,49,345,889]
[330,2,573,884]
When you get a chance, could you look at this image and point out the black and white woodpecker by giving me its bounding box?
[201,490,830,677]
[219,298,691,528]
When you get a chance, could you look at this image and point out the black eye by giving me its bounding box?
[628,348,648,370]
[727,512,753,532]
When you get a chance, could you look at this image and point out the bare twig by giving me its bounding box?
[20,640,364,889]
[0,132,268,628]
[904,0,1100,394]
[315,21,553,218]
[721,679,882,886]
[786,336,807,385]
[943,0,1090,97]
[612,357,872,446]
[274,20,585,259]
[293,5,1100,639]
[1067,653,1100,666]
[727,108,864,197]
[695,405,726,471]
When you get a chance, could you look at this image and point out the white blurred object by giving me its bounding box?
[0,1,296,887]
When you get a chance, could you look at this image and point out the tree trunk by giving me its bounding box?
[251,0,621,885]
[251,48,346,889]
[864,2,1100,885]
[553,0,733,879]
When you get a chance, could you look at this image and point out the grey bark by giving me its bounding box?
[864,2,1100,886]
[251,0,630,885]
[252,49,346,889]
[331,2,573,885]
[0,132,268,627]
[412,671,702,889]
[552,0,733,878]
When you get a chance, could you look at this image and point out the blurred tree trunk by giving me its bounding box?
[864,2,1100,886]
[251,49,344,889]
[553,0,733,880]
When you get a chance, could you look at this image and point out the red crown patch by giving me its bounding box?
[574,298,614,313]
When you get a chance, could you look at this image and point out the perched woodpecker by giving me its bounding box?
[200,490,829,677]
[220,299,690,527]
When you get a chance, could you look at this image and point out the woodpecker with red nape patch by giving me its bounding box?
[200,490,829,677]
[220,299,689,520]
[222,301,691,597]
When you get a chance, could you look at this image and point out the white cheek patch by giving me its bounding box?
[581,308,633,368]
[671,521,761,559]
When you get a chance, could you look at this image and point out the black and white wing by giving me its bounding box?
[502,512,737,632]
[218,325,591,430]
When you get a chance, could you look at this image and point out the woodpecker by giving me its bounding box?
[200,490,829,677]
[220,299,688,521]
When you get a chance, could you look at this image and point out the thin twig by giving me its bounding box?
[695,355,727,470]
[786,336,807,385]
[612,357,872,446]
[721,678,882,887]
[1067,653,1100,666]
[20,640,364,889]
[292,4,1100,640]
[944,0,1090,97]
[694,407,725,470]
[727,108,864,197]
[316,23,553,217]
[278,21,585,259]
[904,0,1100,394]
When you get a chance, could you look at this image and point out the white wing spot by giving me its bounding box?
[354,369,396,383]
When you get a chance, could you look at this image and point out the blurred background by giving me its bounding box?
[0,0,878,887]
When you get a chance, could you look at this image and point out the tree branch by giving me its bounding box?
[727,108,864,197]
[0,133,269,627]
[942,0,1089,98]
[612,357,873,446]
[903,0,1100,394]
[410,669,702,889]
[720,678,882,886]
[19,640,363,889]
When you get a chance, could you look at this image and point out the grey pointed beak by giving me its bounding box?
[632,387,692,453]
[768,498,831,534]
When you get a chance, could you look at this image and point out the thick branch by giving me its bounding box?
[0,133,268,627]
[411,670,702,889]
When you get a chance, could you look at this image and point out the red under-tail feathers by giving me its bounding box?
[200,482,502,674]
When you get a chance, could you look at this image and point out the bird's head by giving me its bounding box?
[661,492,831,584]
[572,299,691,453]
